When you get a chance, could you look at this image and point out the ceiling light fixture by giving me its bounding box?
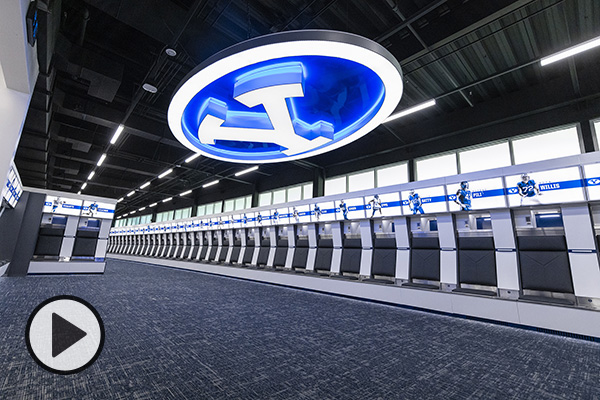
[127,190,136,197]
[541,36,600,66]
[163,197,173,203]
[109,124,125,145]
[77,191,81,195]
[149,202,157,207]
[87,171,95,180]
[235,166,259,176]
[81,182,87,190]
[158,168,173,179]
[117,197,124,203]
[139,207,146,211]
[167,30,403,164]
[97,153,107,166]
[202,180,219,188]
[180,190,192,196]
[384,99,436,123]
[185,153,201,163]
[140,182,151,189]
[165,48,177,57]
[142,83,158,93]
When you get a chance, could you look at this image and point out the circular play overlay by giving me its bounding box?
[168,30,403,163]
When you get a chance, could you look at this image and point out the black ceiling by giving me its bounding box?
[15,0,600,216]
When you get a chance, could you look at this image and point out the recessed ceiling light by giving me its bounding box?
[165,48,177,57]
[142,83,158,93]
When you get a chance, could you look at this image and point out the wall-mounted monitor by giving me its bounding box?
[312,201,336,222]
[401,186,447,215]
[2,162,23,208]
[583,163,600,200]
[289,205,311,224]
[43,195,83,216]
[271,207,290,225]
[239,212,252,227]
[505,167,584,207]
[255,210,270,226]
[81,200,116,219]
[363,192,401,218]
[231,214,241,228]
[447,177,506,211]
[335,197,365,220]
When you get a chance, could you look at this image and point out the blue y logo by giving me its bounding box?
[197,62,334,156]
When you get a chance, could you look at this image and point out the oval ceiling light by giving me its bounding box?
[165,48,177,57]
[142,83,158,93]
[168,30,403,164]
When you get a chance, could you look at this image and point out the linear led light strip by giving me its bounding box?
[185,153,201,163]
[97,153,107,166]
[202,180,219,188]
[235,166,258,176]
[384,99,436,123]
[158,169,173,179]
[541,35,600,66]
[110,124,125,145]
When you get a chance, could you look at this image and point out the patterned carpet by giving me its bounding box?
[0,258,599,399]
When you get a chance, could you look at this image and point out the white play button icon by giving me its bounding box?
[26,295,105,374]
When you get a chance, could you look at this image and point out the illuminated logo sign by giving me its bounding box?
[169,30,403,163]
[588,178,600,186]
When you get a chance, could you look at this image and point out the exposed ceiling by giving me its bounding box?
[15,0,600,217]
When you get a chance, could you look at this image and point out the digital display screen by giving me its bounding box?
[43,195,83,216]
[401,186,447,215]
[239,212,252,227]
[583,163,600,200]
[447,177,506,211]
[82,200,116,219]
[336,197,365,220]
[312,201,336,222]
[254,210,270,226]
[2,163,23,208]
[505,167,584,207]
[271,207,290,225]
[363,192,401,217]
[289,205,311,224]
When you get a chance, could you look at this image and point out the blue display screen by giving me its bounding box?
[181,56,385,162]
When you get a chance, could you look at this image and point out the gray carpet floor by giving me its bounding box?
[0,258,599,399]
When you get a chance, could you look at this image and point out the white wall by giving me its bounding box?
[0,0,39,192]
